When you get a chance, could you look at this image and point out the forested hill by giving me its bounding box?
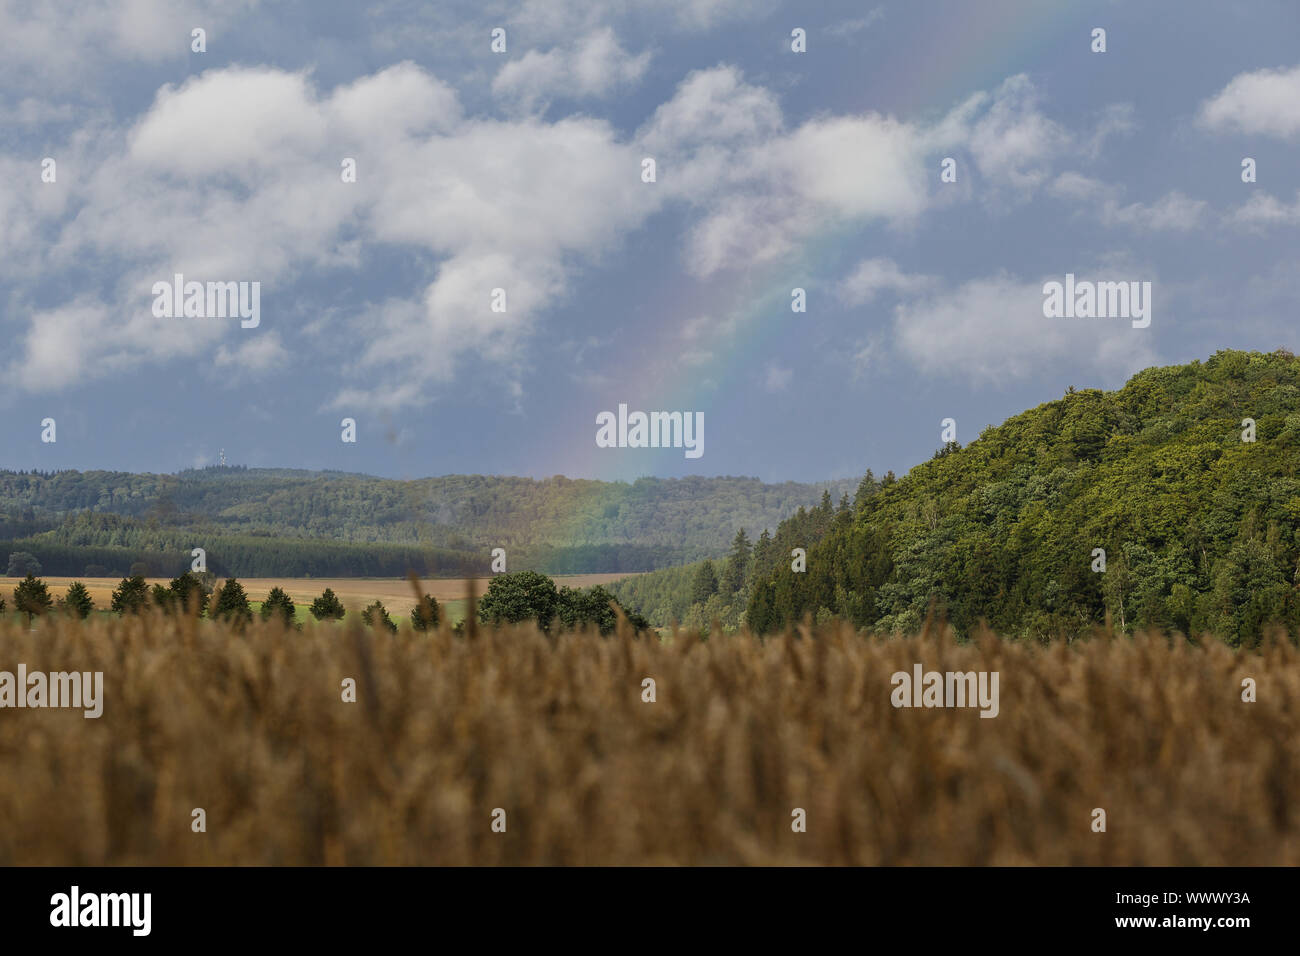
[0,470,855,577]
[746,349,1300,645]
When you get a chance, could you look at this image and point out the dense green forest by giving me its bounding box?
[615,350,1300,646]
[0,470,854,578]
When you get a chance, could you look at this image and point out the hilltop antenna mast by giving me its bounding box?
[219,448,227,467]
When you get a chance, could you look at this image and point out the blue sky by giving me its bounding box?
[1,0,1298,483]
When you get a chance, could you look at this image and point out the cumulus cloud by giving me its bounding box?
[1226,190,1300,229]
[214,332,291,380]
[493,28,651,109]
[834,260,1158,385]
[1099,191,1207,232]
[839,258,936,305]
[0,51,1155,407]
[1198,64,1300,139]
[4,62,660,407]
[892,271,1158,385]
[0,0,260,93]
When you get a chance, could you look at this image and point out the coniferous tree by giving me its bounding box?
[212,577,253,624]
[168,572,211,616]
[151,583,172,610]
[720,529,752,594]
[111,574,151,614]
[410,594,440,631]
[309,587,346,621]
[59,581,94,619]
[690,560,719,605]
[13,574,53,624]
[261,586,297,626]
[362,600,396,633]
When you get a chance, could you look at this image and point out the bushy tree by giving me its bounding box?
[362,600,397,633]
[111,575,151,614]
[7,551,41,577]
[212,577,253,624]
[310,587,346,621]
[478,570,559,630]
[13,574,53,623]
[410,594,440,631]
[59,581,94,619]
[259,586,297,626]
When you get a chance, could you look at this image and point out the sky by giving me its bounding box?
[1,0,1298,484]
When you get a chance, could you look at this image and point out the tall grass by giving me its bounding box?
[0,608,1295,865]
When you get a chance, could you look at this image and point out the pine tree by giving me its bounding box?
[720,529,752,594]
[261,586,297,626]
[111,575,151,614]
[690,560,719,605]
[410,594,440,631]
[213,577,253,624]
[13,574,53,624]
[60,581,94,619]
[362,600,397,633]
[168,572,211,616]
[310,587,346,621]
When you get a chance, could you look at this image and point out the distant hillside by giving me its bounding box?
[0,470,855,578]
[743,349,1300,645]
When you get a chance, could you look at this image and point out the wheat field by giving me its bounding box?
[0,607,1295,865]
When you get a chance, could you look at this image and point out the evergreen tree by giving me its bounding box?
[151,583,172,610]
[720,529,752,594]
[13,574,53,624]
[410,594,440,631]
[362,600,397,633]
[168,572,211,616]
[212,577,253,624]
[59,581,94,619]
[261,586,297,626]
[111,574,151,614]
[690,560,719,605]
[309,587,346,621]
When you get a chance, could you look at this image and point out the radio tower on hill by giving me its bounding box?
[219,448,227,467]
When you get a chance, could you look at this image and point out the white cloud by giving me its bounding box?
[839,258,936,305]
[492,28,651,110]
[4,63,661,406]
[1099,191,1207,231]
[1198,64,1300,139]
[1083,103,1137,159]
[891,271,1158,385]
[1226,190,1300,229]
[964,75,1070,193]
[214,332,290,376]
[1048,171,1114,202]
[0,0,260,93]
[827,7,885,38]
